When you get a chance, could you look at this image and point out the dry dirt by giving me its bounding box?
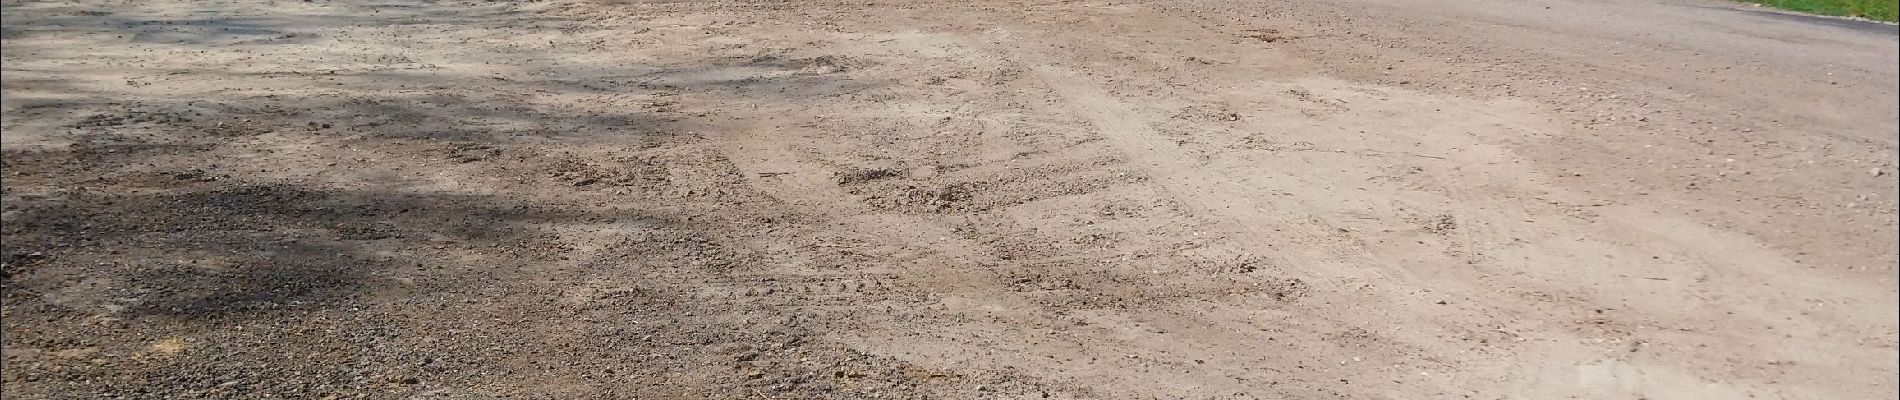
[2,0,1896,398]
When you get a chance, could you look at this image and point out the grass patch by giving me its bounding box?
[1737,0,1899,22]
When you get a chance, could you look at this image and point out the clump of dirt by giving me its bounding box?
[855,182,977,213]
[543,155,667,188]
[170,168,224,182]
[71,110,195,127]
[1241,28,1286,42]
[747,54,873,74]
[0,252,50,284]
[1171,104,1242,123]
[1259,277,1309,302]
[445,143,501,163]
[1005,270,1085,292]
[794,54,869,73]
[1421,214,1458,234]
[834,166,904,184]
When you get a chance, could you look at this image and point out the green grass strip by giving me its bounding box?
[1736,0,1899,22]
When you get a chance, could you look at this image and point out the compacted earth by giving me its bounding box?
[2,0,1896,398]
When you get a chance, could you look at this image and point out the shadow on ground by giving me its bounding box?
[0,1,972,399]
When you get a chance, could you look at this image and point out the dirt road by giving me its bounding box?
[3,0,1895,398]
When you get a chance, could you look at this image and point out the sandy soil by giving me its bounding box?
[3,0,1896,398]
